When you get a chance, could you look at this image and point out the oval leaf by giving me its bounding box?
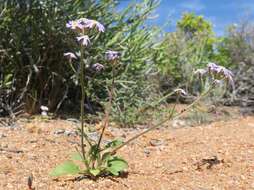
[107,157,128,176]
[50,161,81,177]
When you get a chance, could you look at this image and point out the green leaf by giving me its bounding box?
[107,157,128,176]
[50,161,81,177]
[102,152,112,161]
[70,152,83,161]
[105,139,123,149]
[89,169,101,177]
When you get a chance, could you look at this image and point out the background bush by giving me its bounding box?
[221,20,254,108]
[0,0,166,126]
[1,0,252,125]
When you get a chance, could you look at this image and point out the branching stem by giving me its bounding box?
[97,64,116,150]
[111,82,216,154]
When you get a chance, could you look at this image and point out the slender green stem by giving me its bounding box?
[80,46,86,160]
[138,91,175,114]
[111,83,216,154]
[97,64,116,150]
[79,46,92,169]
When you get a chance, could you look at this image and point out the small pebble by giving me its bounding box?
[150,139,164,146]
[54,129,65,135]
[0,133,6,138]
[144,148,150,156]
[29,139,37,143]
[64,130,77,136]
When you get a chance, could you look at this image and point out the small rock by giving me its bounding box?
[172,119,186,128]
[29,140,37,143]
[64,130,77,137]
[144,148,150,156]
[240,175,246,180]
[150,139,164,146]
[54,129,65,135]
[0,133,6,138]
[182,167,188,171]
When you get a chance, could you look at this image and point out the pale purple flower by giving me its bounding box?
[67,18,105,33]
[220,66,233,79]
[77,18,90,25]
[207,62,221,73]
[66,20,84,31]
[91,63,104,72]
[207,63,233,79]
[76,35,90,46]
[207,62,234,88]
[106,50,120,61]
[64,52,77,60]
[174,88,187,96]
[84,19,105,32]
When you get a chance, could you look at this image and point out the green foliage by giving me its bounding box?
[211,37,232,68]
[106,157,128,176]
[51,140,128,177]
[53,16,233,179]
[158,31,211,92]
[50,14,130,178]
[0,0,162,118]
[177,13,213,36]
[157,12,232,97]
[50,161,81,177]
[221,21,254,104]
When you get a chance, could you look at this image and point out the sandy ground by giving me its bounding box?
[0,114,254,190]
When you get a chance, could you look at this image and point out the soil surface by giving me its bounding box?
[1,114,254,190]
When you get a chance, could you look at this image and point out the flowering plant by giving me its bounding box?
[50,18,127,178]
[193,62,234,104]
[50,17,234,179]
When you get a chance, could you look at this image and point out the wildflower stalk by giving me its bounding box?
[80,46,86,160]
[138,91,176,113]
[79,46,91,169]
[97,63,116,150]
[111,82,216,154]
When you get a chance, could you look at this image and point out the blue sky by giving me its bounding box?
[118,0,254,36]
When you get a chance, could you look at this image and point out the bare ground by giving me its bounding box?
[0,114,254,190]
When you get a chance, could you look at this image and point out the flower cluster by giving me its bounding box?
[92,63,104,72]
[105,50,120,61]
[207,62,234,87]
[64,18,119,64]
[194,62,234,87]
[66,18,105,33]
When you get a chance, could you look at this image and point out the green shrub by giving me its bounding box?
[0,0,164,123]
